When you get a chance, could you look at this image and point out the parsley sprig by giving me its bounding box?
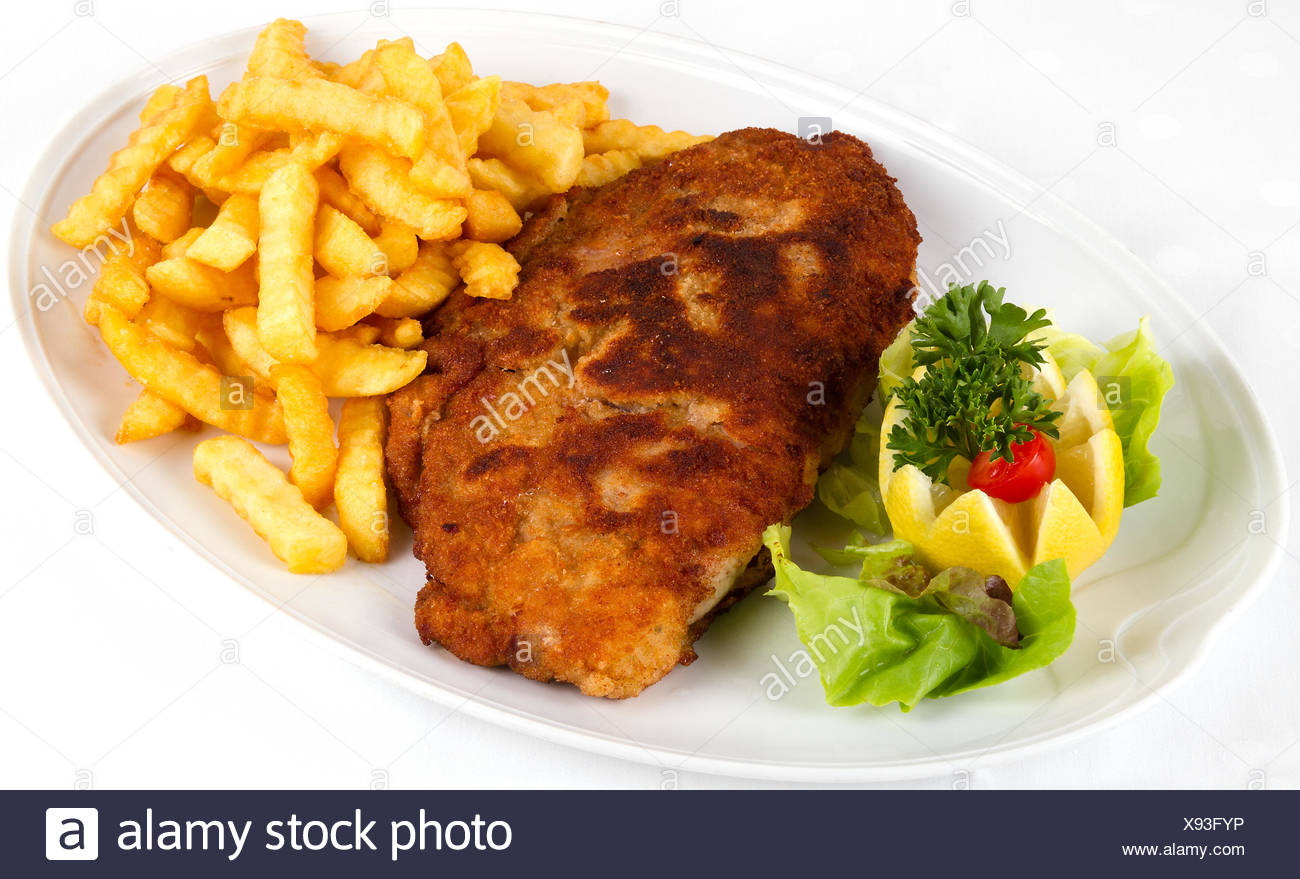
[886,282,1061,484]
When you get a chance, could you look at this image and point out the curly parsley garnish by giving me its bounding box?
[886,282,1061,484]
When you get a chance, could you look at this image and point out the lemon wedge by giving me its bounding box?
[880,351,1124,585]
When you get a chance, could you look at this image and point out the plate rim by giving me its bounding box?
[8,8,1290,783]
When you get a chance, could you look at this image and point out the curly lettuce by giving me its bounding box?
[764,525,1075,711]
[1039,317,1174,506]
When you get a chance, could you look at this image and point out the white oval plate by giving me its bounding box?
[10,10,1288,782]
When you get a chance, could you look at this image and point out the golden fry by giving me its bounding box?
[99,305,285,442]
[463,188,522,243]
[444,75,500,158]
[139,84,182,124]
[186,193,259,270]
[309,334,427,396]
[581,119,712,160]
[315,166,380,235]
[431,42,473,95]
[377,242,458,318]
[334,397,389,562]
[576,149,642,188]
[193,435,345,574]
[145,255,258,312]
[222,306,280,384]
[115,388,189,444]
[215,132,342,194]
[84,229,160,325]
[257,162,318,362]
[131,172,193,243]
[270,363,337,509]
[223,306,425,395]
[372,220,418,274]
[134,295,205,351]
[501,80,609,127]
[53,76,211,248]
[218,76,425,160]
[366,315,422,349]
[476,99,583,192]
[314,276,392,331]
[450,240,520,300]
[314,204,384,278]
[246,18,321,81]
[193,123,269,184]
[466,157,548,212]
[196,323,255,377]
[376,41,469,198]
[338,144,466,240]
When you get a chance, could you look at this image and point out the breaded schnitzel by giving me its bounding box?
[387,127,920,698]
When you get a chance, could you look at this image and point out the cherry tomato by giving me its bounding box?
[968,428,1056,503]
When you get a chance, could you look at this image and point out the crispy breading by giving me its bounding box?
[387,128,920,698]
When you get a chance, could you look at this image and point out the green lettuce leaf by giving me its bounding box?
[1092,318,1174,507]
[816,410,890,535]
[876,318,915,399]
[1039,317,1174,506]
[764,525,1074,711]
[1033,324,1104,382]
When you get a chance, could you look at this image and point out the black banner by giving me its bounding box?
[10,790,1287,876]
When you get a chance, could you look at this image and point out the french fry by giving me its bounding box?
[375,41,469,198]
[467,157,548,212]
[131,172,193,243]
[99,306,286,443]
[257,162,318,362]
[477,99,583,192]
[463,188,522,243]
[576,149,642,188]
[161,227,205,259]
[193,123,269,184]
[334,397,388,562]
[168,134,216,180]
[115,388,190,444]
[372,219,418,274]
[139,84,182,124]
[315,166,380,235]
[581,119,712,161]
[84,228,160,325]
[270,363,337,509]
[501,80,610,127]
[193,435,345,574]
[218,76,425,160]
[145,255,259,312]
[314,276,392,331]
[338,144,466,240]
[222,307,280,384]
[314,204,384,278]
[53,76,212,248]
[333,324,382,346]
[134,295,205,351]
[366,315,423,349]
[431,41,473,95]
[215,132,342,194]
[195,323,255,377]
[377,242,458,318]
[449,240,520,301]
[309,334,427,396]
[186,193,259,270]
[331,43,383,91]
[444,76,500,158]
[246,18,322,81]
[224,306,425,395]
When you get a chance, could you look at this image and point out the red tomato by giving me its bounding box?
[968,429,1056,503]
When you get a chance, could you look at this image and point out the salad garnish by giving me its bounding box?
[887,281,1060,486]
